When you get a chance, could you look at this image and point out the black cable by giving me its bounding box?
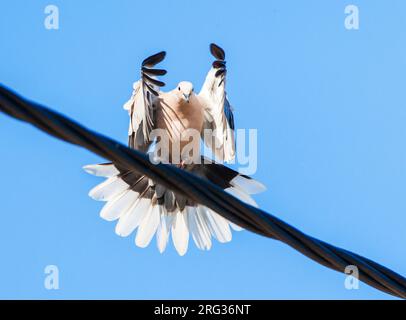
[1,84,405,299]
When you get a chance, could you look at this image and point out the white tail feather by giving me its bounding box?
[156,208,174,253]
[230,175,266,194]
[115,197,151,237]
[136,203,160,248]
[229,222,244,231]
[226,187,258,208]
[198,206,232,243]
[188,206,212,250]
[172,210,189,256]
[89,176,128,201]
[100,190,139,221]
[83,164,119,177]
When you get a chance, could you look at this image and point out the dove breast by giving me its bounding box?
[155,89,204,163]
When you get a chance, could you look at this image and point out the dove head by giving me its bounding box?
[176,81,194,103]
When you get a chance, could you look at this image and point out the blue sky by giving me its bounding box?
[1,0,405,299]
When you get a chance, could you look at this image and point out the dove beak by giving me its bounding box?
[183,93,190,103]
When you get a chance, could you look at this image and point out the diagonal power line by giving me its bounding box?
[0,84,405,299]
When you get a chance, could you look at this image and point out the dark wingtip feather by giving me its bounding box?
[215,68,226,78]
[144,83,159,96]
[142,67,167,76]
[212,60,226,69]
[142,51,166,67]
[210,43,225,61]
[143,73,165,87]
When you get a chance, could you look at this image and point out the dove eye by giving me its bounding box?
[178,87,180,91]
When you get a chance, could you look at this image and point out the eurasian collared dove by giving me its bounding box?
[84,44,266,255]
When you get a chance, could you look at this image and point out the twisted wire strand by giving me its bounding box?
[0,84,405,299]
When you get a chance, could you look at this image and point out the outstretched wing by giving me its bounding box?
[123,51,167,152]
[198,43,235,162]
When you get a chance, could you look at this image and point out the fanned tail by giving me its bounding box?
[83,161,266,256]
